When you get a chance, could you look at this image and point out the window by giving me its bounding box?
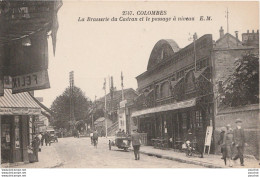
[195,111,203,128]
[155,85,160,99]
[14,116,20,149]
[161,82,170,98]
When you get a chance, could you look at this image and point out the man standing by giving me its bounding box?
[131,128,141,160]
[93,129,99,148]
[218,127,226,160]
[32,136,40,162]
[233,119,246,166]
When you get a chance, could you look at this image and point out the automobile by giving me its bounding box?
[46,129,58,143]
[109,132,131,151]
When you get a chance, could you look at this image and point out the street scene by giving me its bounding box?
[0,1,259,170]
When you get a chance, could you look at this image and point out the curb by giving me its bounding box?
[129,149,223,168]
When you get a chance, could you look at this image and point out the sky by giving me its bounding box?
[34,1,259,108]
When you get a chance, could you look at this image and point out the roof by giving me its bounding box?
[0,89,41,109]
[98,88,138,102]
[147,39,180,70]
[29,92,53,115]
[95,117,105,123]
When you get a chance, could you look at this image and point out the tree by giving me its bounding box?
[220,53,259,107]
[50,86,92,129]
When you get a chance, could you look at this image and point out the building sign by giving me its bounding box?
[132,98,196,117]
[34,121,44,126]
[12,70,50,94]
[0,107,41,115]
[118,109,127,131]
[204,126,213,146]
[120,100,127,108]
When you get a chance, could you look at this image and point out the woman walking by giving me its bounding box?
[222,124,234,167]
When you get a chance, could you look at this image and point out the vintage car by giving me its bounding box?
[46,129,58,143]
[108,132,131,151]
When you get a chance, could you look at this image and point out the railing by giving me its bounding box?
[107,121,119,136]
[139,133,147,146]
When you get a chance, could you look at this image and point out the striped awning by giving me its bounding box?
[131,98,196,118]
[0,89,41,115]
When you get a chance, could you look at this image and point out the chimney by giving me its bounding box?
[235,31,239,46]
[219,26,224,38]
[247,30,249,33]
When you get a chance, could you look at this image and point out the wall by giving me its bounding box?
[212,48,258,85]
[214,104,259,159]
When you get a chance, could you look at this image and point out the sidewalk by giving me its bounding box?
[130,146,259,168]
[1,144,62,168]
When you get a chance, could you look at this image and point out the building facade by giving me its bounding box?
[132,28,259,157]
[0,89,41,164]
[132,35,214,150]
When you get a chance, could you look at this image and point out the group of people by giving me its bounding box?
[116,129,128,137]
[29,132,53,163]
[218,118,246,167]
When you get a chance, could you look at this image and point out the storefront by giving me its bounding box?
[0,89,41,164]
[132,98,210,148]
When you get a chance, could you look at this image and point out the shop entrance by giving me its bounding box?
[1,116,12,163]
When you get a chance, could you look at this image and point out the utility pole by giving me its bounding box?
[226,8,229,34]
[121,71,124,100]
[225,8,230,48]
[103,78,108,138]
[193,33,198,72]
[69,71,75,129]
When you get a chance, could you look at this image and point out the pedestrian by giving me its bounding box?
[218,127,226,160]
[131,127,141,160]
[45,132,50,146]
[41,132,45,146]
[37,133,42,152]
[222,124,234,167]
[90,131,94,145]
[32,136,40,162]
[185,129,193,156]
[93,130,99,148]
[233,119,246,166]
[195,128,204,158]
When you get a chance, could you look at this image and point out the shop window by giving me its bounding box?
[1,123,11,149]
[29,116,33,144]
[182,113,187,130]
[14,116,21,149]
[195,111,203,128]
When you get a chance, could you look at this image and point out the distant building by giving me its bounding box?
[94,117,113,136]
[94,88,138,135]
[242,30,259,47]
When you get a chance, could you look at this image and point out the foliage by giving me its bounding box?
[50,86,92,129]
[220,53,259,107]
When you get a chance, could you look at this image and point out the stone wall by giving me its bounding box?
[214,104,259,159]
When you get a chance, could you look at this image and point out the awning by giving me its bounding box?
[131,98,196,118]
[0,89,41,115]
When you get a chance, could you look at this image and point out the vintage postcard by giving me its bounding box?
[0,0,259,175]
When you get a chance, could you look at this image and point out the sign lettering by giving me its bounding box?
[12,70,50,94]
